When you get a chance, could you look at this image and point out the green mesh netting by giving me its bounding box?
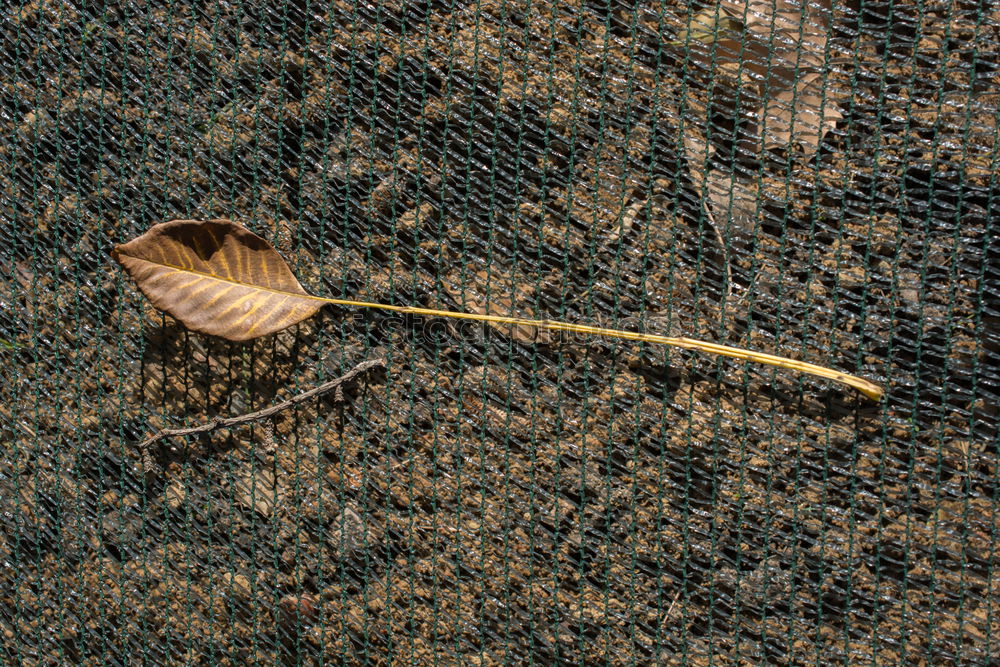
[1,0,998,663]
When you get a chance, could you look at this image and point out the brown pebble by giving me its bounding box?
[279,593,317,626]
[222,572,252,601]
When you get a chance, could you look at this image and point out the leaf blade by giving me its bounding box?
[112,219,324,341]
[758,71,842,155]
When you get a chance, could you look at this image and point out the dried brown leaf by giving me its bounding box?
[704,168,759,242]
[729,0,832,61]
[757,71,842,155]
[677,0,832,73]
[113,220,884,399]
[112,219,323,341]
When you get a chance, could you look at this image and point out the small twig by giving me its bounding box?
[139,358,386,471]
[665,587,683,620]
[15,420,38,438]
